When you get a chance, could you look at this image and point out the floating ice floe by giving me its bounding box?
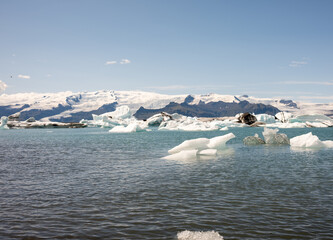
[163,133,235,160]
[290,132,333,148]
[177,230,224,240]
[109,123,147,133]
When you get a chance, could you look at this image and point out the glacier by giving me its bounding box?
[1,90,333,123]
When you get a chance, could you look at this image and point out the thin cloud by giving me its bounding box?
[148,85,190,90]
[289,61,308,68]
[105,61,117,65]
[146,84,233,91]
[120,59,131,64]
[0,80,7,92]
[298,96,333,100]
[280,81,333,86]
[18,74,31,79]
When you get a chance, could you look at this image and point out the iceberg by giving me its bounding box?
[177,230,224,240]
[0,116,9,129]
[85,105,134,128]
[109,123,146,133]
[164,133,235,160]
[262,127,290,145]
[162,150,198,161]
[198,149,218,156]
[275,112,293,123]
[207,133,236,149]
[255,114,276,124]
[290,132,333,148]
[243,133,265,145]
[168,138,210,154]
[104,105,132,119]
[220,126,229,131]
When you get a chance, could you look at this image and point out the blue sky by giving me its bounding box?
[0,0,332,103]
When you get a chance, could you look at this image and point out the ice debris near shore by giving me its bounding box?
[290,132,333,148]
[0,114,86,129]
[80,105,333,133]
[163,133,235,160]
[177,230,224,240]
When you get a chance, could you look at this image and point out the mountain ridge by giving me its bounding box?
[0,90,332,122]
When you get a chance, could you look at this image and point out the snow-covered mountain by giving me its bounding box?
[0,90,332,122]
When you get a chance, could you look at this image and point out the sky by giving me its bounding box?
[0,0,333,103]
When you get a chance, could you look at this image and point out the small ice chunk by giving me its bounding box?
[243,135,265,145]
[262,127,290,145]
[0,116,9,129]
[198,149,217,156]
[177,230,224,240]
[109,123,145,133]
[168,138,210,154]
[207,133,235,149]
[162,150,198,161]
[220,126,229,131]
[290,132,333,148]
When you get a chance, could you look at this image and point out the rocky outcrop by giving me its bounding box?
[238,112,257,125]
[134,101,280,120]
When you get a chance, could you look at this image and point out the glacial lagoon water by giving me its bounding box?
[0,127,333,239]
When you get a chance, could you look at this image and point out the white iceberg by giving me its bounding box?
[220,126,229,131]
[109,123,146,133]
[290,132,333,148]
[168,138,210,154]
[207,133,236,149]
[275,112,293,123]
[104,105,132,119]
[177,230,224,240]
[198,149,218,156]
[164,133,235,160]
[255,114,276,124]
[162,150,198,161]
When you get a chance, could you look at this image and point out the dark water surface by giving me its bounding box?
[1,127,333,239]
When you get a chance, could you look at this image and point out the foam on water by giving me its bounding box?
[177,230,224,240]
